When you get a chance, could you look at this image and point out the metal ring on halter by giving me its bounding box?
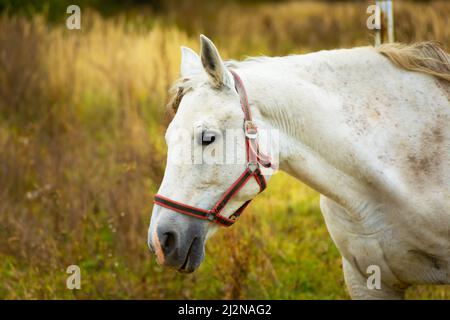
[244,120,258,139]
[246,162,259,173]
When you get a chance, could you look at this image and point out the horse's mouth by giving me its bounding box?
[178,238,199,273]
[178,238,197,273]
[179,257,190,273]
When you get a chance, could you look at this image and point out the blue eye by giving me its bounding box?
[200,130,216,146]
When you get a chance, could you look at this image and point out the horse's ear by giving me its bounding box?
[180,46,202,78]
[199,34,234,89]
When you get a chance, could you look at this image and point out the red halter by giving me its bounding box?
[154,70,271,227]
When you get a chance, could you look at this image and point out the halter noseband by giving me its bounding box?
[153,70,271,227]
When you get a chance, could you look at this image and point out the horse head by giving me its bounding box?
[147,35,274,272]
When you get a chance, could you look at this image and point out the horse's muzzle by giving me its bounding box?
[148,210,206,273]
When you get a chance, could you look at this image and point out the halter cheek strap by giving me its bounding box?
[153,70,271,227]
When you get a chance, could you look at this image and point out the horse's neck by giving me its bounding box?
[239,48,386,209]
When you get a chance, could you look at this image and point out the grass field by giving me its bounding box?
[0,1,449,299]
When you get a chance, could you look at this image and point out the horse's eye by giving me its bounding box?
[200,130,216,146]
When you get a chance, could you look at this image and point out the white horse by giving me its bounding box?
[148,35,450,299]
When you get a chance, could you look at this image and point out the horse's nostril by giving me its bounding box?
[161,231,176,255]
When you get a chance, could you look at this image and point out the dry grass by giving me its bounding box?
[0,1,449,299]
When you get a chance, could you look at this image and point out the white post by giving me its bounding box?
[375,0,395,46]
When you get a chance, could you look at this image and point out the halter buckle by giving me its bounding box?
[244,120,258,139]
[206,211,216,221]
[247,161,259,173]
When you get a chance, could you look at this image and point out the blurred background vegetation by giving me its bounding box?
[0,0,449,299]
